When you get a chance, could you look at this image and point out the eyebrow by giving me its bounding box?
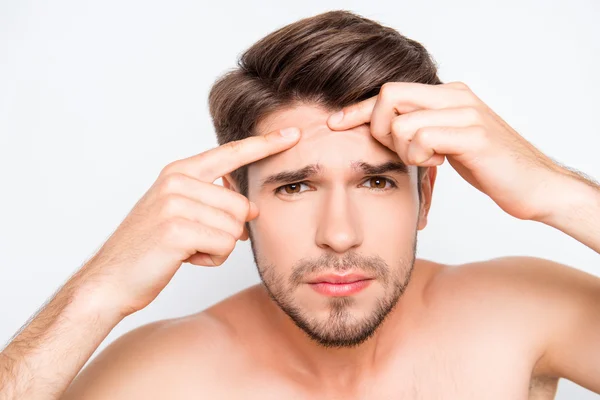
[260,160,408,188]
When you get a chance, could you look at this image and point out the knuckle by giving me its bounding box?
[471,125,488,147]
[415,127,431,140]
[472,124,487,136]
[160,161,180,177]
[160,218,186,242]
[391,115,410,138]
[217,207,243,237]
[341,104,357,117]
[233,221,245,239]
[239,196,251,215]
[406,149,420,165]
[212,230,236,256]
[230,195,251,220]
[223,233,237,252]
[416,128,432,145]
[199,225,237,255]
[378,82,396,101]
[449,81,470,91]
[390,115,402,131]
[159,194,186,218]
[158,172,186,195]
[463,107,482,124]
[390,129,403,145]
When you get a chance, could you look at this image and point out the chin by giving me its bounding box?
[266,286,405,348]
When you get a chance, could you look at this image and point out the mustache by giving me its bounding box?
[289,251,390,287]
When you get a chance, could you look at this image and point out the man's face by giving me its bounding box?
[244,104,428,348]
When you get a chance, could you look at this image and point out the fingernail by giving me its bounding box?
[279,127,300,139]
[329,111,344,125]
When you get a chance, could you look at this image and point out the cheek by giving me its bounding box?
[358,194,419,250]
[250,196,317,261]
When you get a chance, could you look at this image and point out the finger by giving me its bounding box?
[159,194,246,240]
[163,217,236,265]
[156,173,255,222]
[420,154,446,167]
[390,131,446,167]
[371,83,476,140]
[392,107,482,139]
[328,82,477,133]
[327,96,377,130]
[443,81,472,91]
[379,82,477,114]
[406,126,485,165]
[247,201,259,221]
[166,127,301,183]
[387,131,407,166]
[184,252,217,267]
[389,107,482,161]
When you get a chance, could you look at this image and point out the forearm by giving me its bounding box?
[536,170,600,254]
[0,274,123,400]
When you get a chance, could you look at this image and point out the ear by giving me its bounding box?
[221,173,251,241]
[417,166,437,231]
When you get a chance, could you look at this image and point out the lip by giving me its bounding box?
[306,273,374,296]
[307,273,371,284]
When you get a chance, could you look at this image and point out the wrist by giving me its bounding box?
[535,171,600,228]
[65,276,127,329]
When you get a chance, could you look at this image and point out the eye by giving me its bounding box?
[361,176,397,191]
[275,182,310,195]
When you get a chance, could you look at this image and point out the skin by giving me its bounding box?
[1,82,599,400]
[245,108,421,348]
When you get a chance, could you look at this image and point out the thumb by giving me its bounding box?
[327,97,377,130]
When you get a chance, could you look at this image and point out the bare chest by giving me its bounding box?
[187,370,556,400]
[178,345,557,400]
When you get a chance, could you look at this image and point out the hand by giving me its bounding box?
[327,81,568,222]
[75,127,301,317]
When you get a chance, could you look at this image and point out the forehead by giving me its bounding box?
[253,104,404,171]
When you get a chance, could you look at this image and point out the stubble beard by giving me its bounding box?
[249,229,418,349]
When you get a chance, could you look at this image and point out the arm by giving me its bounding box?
[0,275,123,399]
[325,81,600,255]
[532,174,600,392]
[535,170,600,253]
[0,127,301,399]
[324,81,600,392]
[520,257,600,394]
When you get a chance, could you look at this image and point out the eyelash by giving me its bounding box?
[274,176,398,196]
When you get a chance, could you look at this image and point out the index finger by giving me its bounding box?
[173,127,301,182]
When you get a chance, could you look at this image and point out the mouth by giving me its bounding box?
[306,273,374,296]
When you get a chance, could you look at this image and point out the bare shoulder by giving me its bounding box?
[427,255,600,302]
[424,256,600,377]
[62,288,260,399]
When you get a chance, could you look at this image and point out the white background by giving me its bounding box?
[1,0,598,398]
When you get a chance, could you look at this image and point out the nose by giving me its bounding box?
[315,186,363,253]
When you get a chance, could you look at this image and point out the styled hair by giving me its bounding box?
[208,10,442,199]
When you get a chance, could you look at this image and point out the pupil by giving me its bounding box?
[372,178,384,188]
[286,184,299,193]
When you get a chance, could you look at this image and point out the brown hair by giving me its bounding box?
[208,10,442,200]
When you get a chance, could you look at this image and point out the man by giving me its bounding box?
[1,10,599,400]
